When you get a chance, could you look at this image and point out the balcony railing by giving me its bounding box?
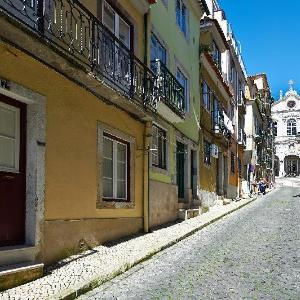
[151,59,185,116]
[238,128,246,146]
[212,110,231,139]
[0,0,158,110]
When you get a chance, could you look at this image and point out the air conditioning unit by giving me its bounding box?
[211,144,219,158]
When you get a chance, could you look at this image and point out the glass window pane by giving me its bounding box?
[117,143,126,162]
[117,161,126,180]
[0,137,15,169]
[103,178,113,198]
[0,106,16,138]
[103,137,113,158]
[117,180,126,198]
[119,17,130,48]
[103,1,115,34]
[103,157,113,178]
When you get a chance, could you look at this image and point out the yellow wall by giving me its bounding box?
[0,43,145,221]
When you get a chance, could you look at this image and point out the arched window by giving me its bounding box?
[287,119,297,136]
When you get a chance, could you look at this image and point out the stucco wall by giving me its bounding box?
[0,42,145,263]
[149,180,178,228]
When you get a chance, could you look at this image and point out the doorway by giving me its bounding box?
[0,96,26,246]
[176,142,185,199]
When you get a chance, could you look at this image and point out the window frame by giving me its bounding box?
[176,66,189,112]
[151,124,167,170]
[150,33,167,66]
[102,132,130,202]
[287,118,297,136]
[101,0,133,50]
[202,81,211,112]
[204,140,211,165]
[176,0,189,37]
[212,40,221,71]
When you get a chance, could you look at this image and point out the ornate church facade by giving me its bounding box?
[272,82,300,177]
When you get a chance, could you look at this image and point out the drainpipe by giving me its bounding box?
[144,120,152,233]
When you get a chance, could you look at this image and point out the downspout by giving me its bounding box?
[143,11,151,233]
[144,121,151,233]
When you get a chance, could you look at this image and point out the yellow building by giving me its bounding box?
[0,0,159,287]
[199,16,233,205]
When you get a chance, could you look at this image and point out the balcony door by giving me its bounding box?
[0,96,26,246]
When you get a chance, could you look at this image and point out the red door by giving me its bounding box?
[0,95,26,247]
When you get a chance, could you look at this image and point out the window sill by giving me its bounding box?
[151,165,169,175]
[97,198,134,209]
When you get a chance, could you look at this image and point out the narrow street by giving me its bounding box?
[79,186,300,300]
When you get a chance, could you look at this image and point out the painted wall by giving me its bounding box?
[150,0,202,142]
[0,42,146,263]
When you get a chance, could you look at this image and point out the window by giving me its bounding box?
[102,0,131,49]
[152,125,167,169]
[287,119,297,136]
[102,133,129,201]
[238,157,242,178]
[212,41,221,70]
[204,140,211,165]
[176,0,188,37]
[202,81,210,111]
[230,61,235,84]
[231,152,235,173]
[287,100,296,109]
[176,67,189,111]
[0,102,20,172]
[150,33,167,66]
[273,122,277,136]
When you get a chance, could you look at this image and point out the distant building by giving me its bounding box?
[272,82,300,177]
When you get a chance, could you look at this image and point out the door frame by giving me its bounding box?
[0,78,46,251]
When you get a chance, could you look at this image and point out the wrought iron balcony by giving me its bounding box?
[150,59,185,116]
[0,0,158,111]
[238,128,246,147]
[212,110,231,140]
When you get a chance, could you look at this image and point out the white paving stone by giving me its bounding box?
[0,196,261,300]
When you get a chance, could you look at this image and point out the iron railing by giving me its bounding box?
[0,0,158,110]
[212,110,231,139]
[150,59,185,115]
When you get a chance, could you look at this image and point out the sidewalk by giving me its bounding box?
[1,197,258,300]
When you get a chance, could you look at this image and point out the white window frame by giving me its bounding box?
[151,124,167,170]
[0,101,20,173]
[102,0,131,49]
[102,134,128,201]
[287,118,297,136]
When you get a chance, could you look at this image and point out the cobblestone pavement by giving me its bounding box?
[79,187,300,300]
[0,194,256,299]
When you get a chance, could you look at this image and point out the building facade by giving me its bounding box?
[272,83,300,177]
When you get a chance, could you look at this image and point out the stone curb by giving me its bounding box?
[53,196,258,300]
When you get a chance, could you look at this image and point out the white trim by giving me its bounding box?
[102,135,128,201]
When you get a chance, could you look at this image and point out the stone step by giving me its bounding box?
[178,208,200,221]
[0,262,44,292]
[0,245,38,267]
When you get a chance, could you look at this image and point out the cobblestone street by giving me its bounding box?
[79,187,300,300]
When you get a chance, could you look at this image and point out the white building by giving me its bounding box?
[272,82,300,177]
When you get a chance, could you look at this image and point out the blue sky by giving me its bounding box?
[218,0,299,99]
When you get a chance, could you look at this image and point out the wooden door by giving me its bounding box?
[0,96,26,247]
